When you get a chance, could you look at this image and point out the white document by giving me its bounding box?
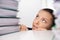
[0,18,19,26]
[0,31,54,40]
[0,0,18,10]
[0,9,17,17]
[0,26,19,35]
[53,30,60,40]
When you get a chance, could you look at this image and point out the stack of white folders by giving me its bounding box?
[0,0,18,10]
[0,0,19,36]
[0,26,19,36]
[0,9,17,17]
[0,18,19,26]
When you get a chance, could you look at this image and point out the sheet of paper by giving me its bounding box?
[0,31,54,40]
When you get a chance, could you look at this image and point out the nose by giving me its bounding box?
[35,19,39,25]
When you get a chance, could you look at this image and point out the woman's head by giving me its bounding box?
[32,8,55,30]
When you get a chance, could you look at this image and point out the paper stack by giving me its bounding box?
[0,0,18,10]
[0,26,19,36]
[0,0,19,35]
[0,9,17,17]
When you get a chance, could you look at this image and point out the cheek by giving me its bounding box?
[42,23,51,28]
[33,19,37,24]
[38,22,50,28]
[33,20,36,25]
[46,20,52,27]
[38,23,45,27]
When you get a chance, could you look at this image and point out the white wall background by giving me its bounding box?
[17,0,54,28]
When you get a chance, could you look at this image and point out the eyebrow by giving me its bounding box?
[36,14,48,21]
[36,14,38,16]
[36,14,49,22]
[44,18,48,20]
[36,14,39,16]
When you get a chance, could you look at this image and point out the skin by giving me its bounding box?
[20,10,53,31]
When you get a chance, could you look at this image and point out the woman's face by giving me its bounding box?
[32,10,53,30]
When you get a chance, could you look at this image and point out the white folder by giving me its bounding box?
[0,26,19,35]
[0,0,18,10]
[0,9,17,17]
[0,18,19,26]
[0,31,54,40]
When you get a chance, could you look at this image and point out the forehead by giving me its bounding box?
[37,10,53,20]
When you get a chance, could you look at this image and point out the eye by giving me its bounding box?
[42,19,47,23]
[36,15,39,17]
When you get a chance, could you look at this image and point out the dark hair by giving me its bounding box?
[42,8,56,27]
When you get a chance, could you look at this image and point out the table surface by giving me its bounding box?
[0,30,54,40]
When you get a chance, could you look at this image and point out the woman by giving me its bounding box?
[20,8,56,31]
